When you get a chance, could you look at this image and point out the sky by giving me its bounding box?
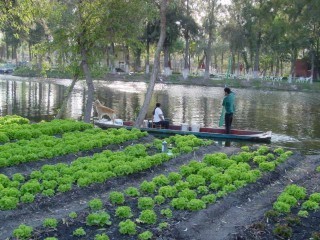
[220,0,231,5]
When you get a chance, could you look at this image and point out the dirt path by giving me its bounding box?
[168,154,319,240]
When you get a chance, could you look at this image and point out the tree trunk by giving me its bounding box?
[163,44,171,76]
[134,0,167,128]
[145,39,150,74]
[55,71,79,119]
[81,47,95,123]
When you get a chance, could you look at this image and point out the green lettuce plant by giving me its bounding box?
[140,181,156,194]
[124,187,140,197]
[115,206,133,218]
[138,230,153,240]
[89,198,103,211]
[118,219,137,235]
[13,224,33,240]
[138,197,155,210]
[73,227,86,236]
[94,233,110,240]
[301,200,319,211]
[86,211,112,226]
[109,191,125,205]
[171,197,188,210]
[158,186,178,198]
[139,209,157,224]
[160,208,173,218]
[187,199,206,211]
[154,195,165,205]
[43,218,58,228]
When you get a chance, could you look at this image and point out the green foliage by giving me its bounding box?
[186,174,206,188]
[274,147,285,154]
[186,199,206,211]
[138,230,153,240]
[20,193,35,203]
[197,186,209,194]
[42,189,55,197]
[277,193,298,207]
[174,180,190,191]
[316,166,320,173]
[178,189,197,200]
[138,197,155,210]
[69,211,78,219]
[124,187,140,197]
[0,196,19,210]
[168,172,182,183]
[73,227,86,236]
[86,211,112,226]
[89,198,103,211]
[158,186,178,198]
[273,224,292,239]
[44,237,58,240]
[309,193,320,203]
[43,218,58,228]
[171,197,188,210]
[140,181,156,194]
[241,146,250,152]
[297,210,308,218]
[109,191,125,205]
[154,195,165,205]
[160,208,173,218]
[259,162,276,172]
[13,224,33,240]
[284,185,306,200]
[264,210,280,220]
[118,219,137,235]
[273,201,291,213]
[94,233,110,240]
[115,206,133,218]
[257,145,269,155]
[301,200,319,211]
[201,194,217,204]
[152,174,170,186]
[139,209,157,224]
[158,222,169,230]
[12,173,25,182]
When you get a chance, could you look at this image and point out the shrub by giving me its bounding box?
[115,206,133,218]
[168,172,182,183]
[139,209,157,224]
[158,186,178,198]
[160,208,173,218]
[124,187,140,197]
[69,212,78,219]
[20,193,35,203]
[89,198,103,211]
[187,199,206,211]
[13,224,33,240]
[86,211,112,226]
[43,218,58,228]
[138,197,155,210]
[201,194,217,204]
[284,185,306,200]
[138,231,153,240]
[309,193,320,203]
[154,195,165,205]
[119,219,137,235]
[109,191,125,205]
[273,201,291,213]
[152,174,170,186]
[140,181,156,194]
[0,196,19,210]
[73,227,86,236]
[178,189,197,200]
[301,200,319,211]
[94,233,110,240]
[171,197,188,210]
[273,224,292,239]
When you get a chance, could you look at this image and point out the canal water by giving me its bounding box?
[1,75,319,154]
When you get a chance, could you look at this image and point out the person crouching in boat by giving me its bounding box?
[222,87,235,134]
[152,103,169,129]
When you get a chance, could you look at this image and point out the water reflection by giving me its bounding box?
[1,76,320,154]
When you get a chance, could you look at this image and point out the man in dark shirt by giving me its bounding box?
[222,87,235,134]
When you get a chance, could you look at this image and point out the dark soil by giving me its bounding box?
[1,140,320,240]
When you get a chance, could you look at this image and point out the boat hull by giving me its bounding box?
[94,120,272,143]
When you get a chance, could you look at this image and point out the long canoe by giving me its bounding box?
[94,119,272,143]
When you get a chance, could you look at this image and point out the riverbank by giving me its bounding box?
[104,73,320,93]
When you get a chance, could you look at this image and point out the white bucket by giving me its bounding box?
[191,124,200,132]
[142,120,148,128]
[114,119,123,126]
[181,123,189,131]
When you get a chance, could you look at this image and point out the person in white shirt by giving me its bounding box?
[152,103,169,128]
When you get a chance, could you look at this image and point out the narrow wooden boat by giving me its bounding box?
[94,119,272,143]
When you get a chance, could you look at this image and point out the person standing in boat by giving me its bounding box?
[222,87,235,134]
[152,103,169,129]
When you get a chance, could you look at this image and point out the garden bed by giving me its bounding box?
[1,116,319,240]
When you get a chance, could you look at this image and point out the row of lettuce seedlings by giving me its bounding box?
[0,134,212,211]
[0,115,94,143]
[260,168,320,240]
[10,145,292,240]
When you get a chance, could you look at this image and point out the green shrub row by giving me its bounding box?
[0,118,93,143]
[0,127,147,168]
